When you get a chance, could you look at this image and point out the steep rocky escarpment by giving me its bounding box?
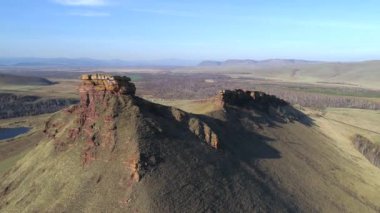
[352,134,380,168]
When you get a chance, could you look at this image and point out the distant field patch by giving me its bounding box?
[323,108,380,143]
[286,86,380,98]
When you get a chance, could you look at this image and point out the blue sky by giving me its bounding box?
[1,0,380,61]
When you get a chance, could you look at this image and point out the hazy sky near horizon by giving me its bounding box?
[1,0,380,61]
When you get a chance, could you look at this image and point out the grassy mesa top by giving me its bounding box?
[80,74,136,95]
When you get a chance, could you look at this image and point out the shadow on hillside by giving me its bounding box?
[252,104,315,127]
[135,97,299,211]
[285,105,315,127]
[136,96,282,160]
[137,94,316,162]
[199,110,282,160]
[199,104,315,161]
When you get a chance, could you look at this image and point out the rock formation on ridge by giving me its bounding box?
[80,74,136,95]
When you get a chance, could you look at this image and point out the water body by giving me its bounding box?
[0,127,30,140]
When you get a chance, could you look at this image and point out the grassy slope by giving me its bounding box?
[320,108,380,143]
[0,151,26,174]
[310,109,380,206]
[149,99,219,115]
[259,121,380,212]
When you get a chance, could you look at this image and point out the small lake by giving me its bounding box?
[0,127,31,140]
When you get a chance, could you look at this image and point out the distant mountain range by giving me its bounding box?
[0,58,325,67]
[0,57,199,67]
[198,59,321,67]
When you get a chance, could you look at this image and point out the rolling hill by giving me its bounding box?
[180,60,380,89]
[198,59,320,67]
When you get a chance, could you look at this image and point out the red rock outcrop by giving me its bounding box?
[43,74,136,163]
[77,74,137,164]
